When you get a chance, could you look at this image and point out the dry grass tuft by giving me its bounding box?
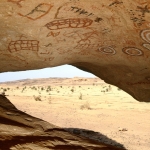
[79,93,82,100]
[80,101,91,110]
[33,95,42,101]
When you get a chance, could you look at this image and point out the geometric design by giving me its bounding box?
[141,29,150,43]
[7,0,24,8]
[8,40,39,53]
[143,43,150,50]
[75,44,100,50]
[122,47,144,56]
[98,46,116,55]
[47,31,60,37]
[45,18,93,30]
[18,3,53,20]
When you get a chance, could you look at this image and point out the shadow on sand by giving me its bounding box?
[65,128,126,149]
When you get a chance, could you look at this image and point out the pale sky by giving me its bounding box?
[0,65,95,82]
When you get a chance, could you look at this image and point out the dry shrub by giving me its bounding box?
[33,95,42,101]
[80,101,91,110]
[79,93,82,100]
[71,89,74,92]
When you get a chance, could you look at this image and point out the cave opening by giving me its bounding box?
[0,65,150,150]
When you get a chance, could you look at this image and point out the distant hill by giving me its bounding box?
[0,77,105,86]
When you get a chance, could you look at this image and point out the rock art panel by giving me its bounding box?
[122,47,144,56]
[143,43,150,50]
[70,6,94,17]
[109,0,123,7]
[57,48,72,54]
[8,40,39,53]
[7,0,25,7]
[141,29,150,50]
[18,3,53,20]
[137,5,150,16]
[98,46,116,55]
[127,2,150,27]
[47,31,60,37]
[8,36,39,53]
[45,18,93,30]
[141,29,150,43]
[54,2,103,24]
[62,27,102,52]
[75,44,101,51]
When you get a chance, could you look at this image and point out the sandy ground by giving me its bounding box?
[0,77,150,150]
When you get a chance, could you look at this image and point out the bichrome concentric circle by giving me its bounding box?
[98,46,116,55]
[122,47,144,56]
[141,29,150,43]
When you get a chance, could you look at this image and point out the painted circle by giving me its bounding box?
[143,43,150,50]
[141,29,150,43]
[98,46,116,55]
[122,47,144,56]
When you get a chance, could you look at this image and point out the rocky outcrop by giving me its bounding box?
[0,95,125,150]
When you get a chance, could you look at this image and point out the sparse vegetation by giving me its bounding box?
[101,85,112,93]
[21,86,26,93]
[79,93,82,100]
[31,86,37,90]
[80,101,91,110]
[71,88,74,92]
[33,95,42,101]
[3,88,7,92]
[47,86,51,91]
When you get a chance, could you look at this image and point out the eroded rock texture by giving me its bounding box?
[0,95,125,150]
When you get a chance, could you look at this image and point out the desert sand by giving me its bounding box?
[0,77,150,150]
